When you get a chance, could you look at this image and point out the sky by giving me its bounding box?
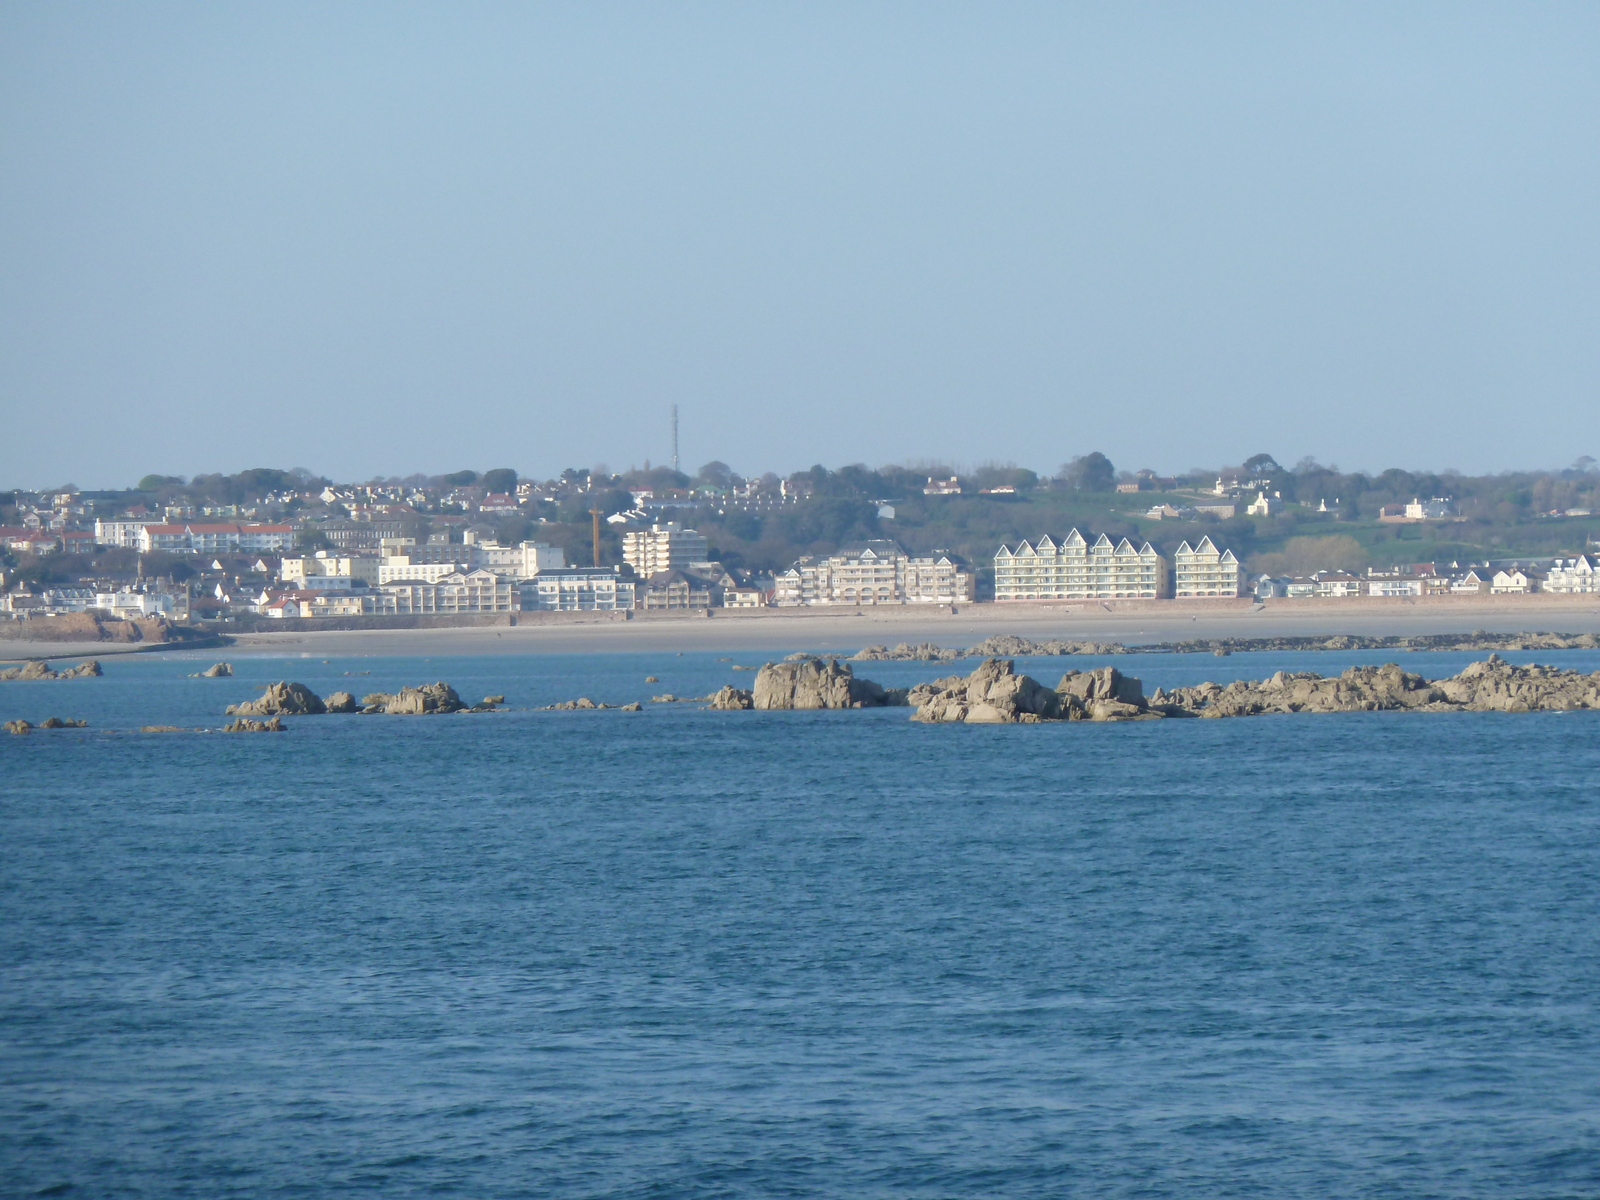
[2,2,1598,489]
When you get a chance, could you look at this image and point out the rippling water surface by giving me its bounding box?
[3,648,1599,1197]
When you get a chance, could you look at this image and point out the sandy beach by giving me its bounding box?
[8,595,1599,660]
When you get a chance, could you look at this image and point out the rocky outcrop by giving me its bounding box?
[0,659,101,681]
[223,716,285,732]
[620,701,643,711]
[543,697,611,710]
[852,642,965,662]
[707,685,754,710]
[198,662,232,677]
[964,635,1129,657]
[37,717,88,728]
[909,658,1072,723]
[5,719,31,734]
[323,691,359,713]
[752,657,903,710]
[362,682,467,715]
[483,694,505,706]
[226,681,327,717]
[1158,654,1600,717]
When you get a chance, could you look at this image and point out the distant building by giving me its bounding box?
[471,540,565,579]
[641,568,721,610]
[994,531,1168,601]
[1490,567,1540,594]
[775,541,974,606]
[1246,492,1283,516]
[280,554,381,587]
[520,566,637,611]
[623,523,709,577]
[1545,555,1599,593]
[134,523,293,554]
[377,569,516,614]
[1172,537,1245,598]
[923,477,962,496]
[377,557,472,585]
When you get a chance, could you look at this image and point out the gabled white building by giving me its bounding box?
[1544,555,1599,593]
[994,530,1168,600]
[1172,536,1245,598]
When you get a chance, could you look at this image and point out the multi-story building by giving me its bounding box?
[134,523,294,554]
[280,553,381,587]
[471,540,565,579]
[1172,536,1245,598]
[641,568,720,609]
[95,518,154,548]
[376,569,516,614]
[1545,555,1599,593]
[377,556,472,585]
[993,531,1168,600]
[520,566,637,611]
[774,541,975,606]
[622,523,709,578]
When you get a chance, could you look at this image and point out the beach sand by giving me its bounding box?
[8,595,1597,660]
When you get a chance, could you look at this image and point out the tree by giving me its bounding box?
[1243,453,1281,475]
[480,468,518,494]
[695,461,737,489]
[138,474,185,491]
[1060,452,1115,492]
[443,470,478,487]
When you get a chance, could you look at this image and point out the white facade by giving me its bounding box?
[622,524,709,578]
[520,567,637,611]
[377,557,472,585]
[377,569,516,613]
[95,519,153,548]
[1173,537,1245,598]
[135,523,293,553]
[280,554,381,587]
[994,531,1168,601]
[472,540,566,579]
[775,542,975,606]
[1545,555,1599,593]
[1491,568,1539,594]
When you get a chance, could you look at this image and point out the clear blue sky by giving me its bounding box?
[3,2,1597,488]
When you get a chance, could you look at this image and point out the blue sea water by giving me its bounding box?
[3,648,1600,1198]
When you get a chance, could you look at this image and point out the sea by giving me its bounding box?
[3,646,1600,1198]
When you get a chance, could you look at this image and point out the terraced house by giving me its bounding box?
[993,531,1168,600]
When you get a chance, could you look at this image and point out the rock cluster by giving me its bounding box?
[900,654,1600,724]
[360,682,468,714]
[542,697,615,710]
[226,682,327,716]
[223,716,285,732]
[5,719,29,734]
[324,691,359,713]
[0,659,102,681]
[706,685,754,710]
[751,657,904,710]
[851,642,964,662]
[1158,654,1600,716]
[193,662,232,677]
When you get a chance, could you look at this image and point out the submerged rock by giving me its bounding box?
[751,657,902,710]
[226,681,327,717]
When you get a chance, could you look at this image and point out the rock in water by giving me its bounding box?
[707,685,754,710]
[751,657,901,709]
[200,662,232,677]
[910,658,1068,723]
[323,691,359,713]
[619,701,643,711]
[369,682,467,715]
[223,716,286,732]
[4,719,31,734]
[225,681,328,717]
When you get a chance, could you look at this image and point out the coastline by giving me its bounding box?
[4,595,1594,659]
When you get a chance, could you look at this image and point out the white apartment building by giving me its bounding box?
[1545,555,1599,593]
[520,567,637,611]
[95,518,153,548]
[993,531,1168,601]
[377,556,472,585]
[377,569,516,614]
[471,540,565,579]
[774,542,975,606]
[135,523,293,554]
[1172,536,1245,598]
[622,523,709,577]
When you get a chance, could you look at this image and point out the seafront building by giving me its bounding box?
[774,541,974,606]
[1172,537,1246,598]
[520,566,637,611]
[993,531,1167,600]
[622,524,709,578]
[1545,555,1599,593]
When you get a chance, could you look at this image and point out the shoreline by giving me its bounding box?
[5,596,1598,659]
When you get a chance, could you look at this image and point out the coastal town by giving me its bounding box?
[2,457,1597,625]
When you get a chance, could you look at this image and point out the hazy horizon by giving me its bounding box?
[4,3,1598,487]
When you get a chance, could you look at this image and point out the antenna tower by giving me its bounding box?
[671,404,679,473]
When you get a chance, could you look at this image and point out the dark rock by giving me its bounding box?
[222,716,286,732]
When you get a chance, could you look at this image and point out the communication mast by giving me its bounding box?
[671,404,679,473]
